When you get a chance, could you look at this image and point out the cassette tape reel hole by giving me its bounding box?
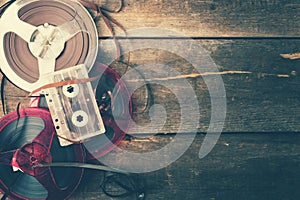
[29,64,132,158]
[72,110,89,127]
[63,84,80,98]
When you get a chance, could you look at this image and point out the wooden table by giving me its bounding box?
[0,0,300,199]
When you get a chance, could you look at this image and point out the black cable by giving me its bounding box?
[36,163,146,199]
[35,162,128,174]
[0,0,13,114]
[101,173,145,200]
[0,2,146,199]
[119,62,154,115]
[100,0,123,13]
[0,74,7,115]
[0,0,15,16]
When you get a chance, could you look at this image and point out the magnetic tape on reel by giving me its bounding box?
[30,63,133,159]
[86,63,133,159]
[0,0,98,92]
[0,0,135,199]
[0,0,104,147]
[0,108,85,200]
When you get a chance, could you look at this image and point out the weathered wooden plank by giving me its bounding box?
[100,38,300,133]
[2,0,299,37]
[0,132,298,199]
[69,133,300,199]
[94,0,300,37]
[1,39,300,133]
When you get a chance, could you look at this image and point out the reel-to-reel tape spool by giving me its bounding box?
[0,0,133,199]
[30,63,132,159]
[86,63,132,159]
[0,108,85,200]
[0,0,98,92]
[0,0,104,147]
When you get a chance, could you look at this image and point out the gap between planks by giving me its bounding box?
[99,36,300,40]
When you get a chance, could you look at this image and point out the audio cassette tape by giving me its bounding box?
[41,64,106,146]
[29,63,133,159]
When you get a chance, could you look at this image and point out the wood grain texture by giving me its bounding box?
[0,0,300,37]
[69,133,300,199]
[95,0,300,37]
[0,0,300,134]
[99,38,300,133]
[1,39,300,133]
[0,1,300,200]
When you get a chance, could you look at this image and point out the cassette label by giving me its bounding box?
[41,64,105,146]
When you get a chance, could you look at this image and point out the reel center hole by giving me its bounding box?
[67,85,74,93]
[17,142,52,175]
[30,156,38,164]
[28,23,65,60]
[76,115,84,122]
[63,84,79,98]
